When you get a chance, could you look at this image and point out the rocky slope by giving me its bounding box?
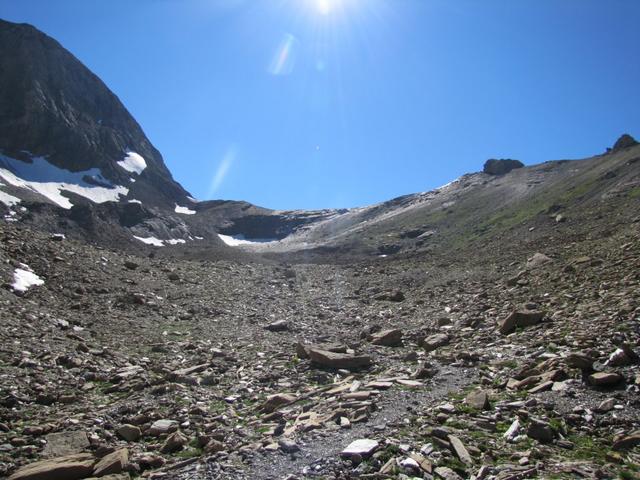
[0,182,638,479]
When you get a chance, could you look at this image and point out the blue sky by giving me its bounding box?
[2,0,639,210]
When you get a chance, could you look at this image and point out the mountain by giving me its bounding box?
[0,19,191,209]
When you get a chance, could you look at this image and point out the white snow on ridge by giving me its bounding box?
[12,264,44,292]
[0,154,128,209]
[175,204,196,215]
[133,236,189,247]
[0,190,21,207]
[218,234,277,246]
[117,152,147,174]
[134,236,165,247]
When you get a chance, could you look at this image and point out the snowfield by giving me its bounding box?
[0,154,128,209]
[218,234,278,246]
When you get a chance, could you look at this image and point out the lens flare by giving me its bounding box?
[268,33,299,76]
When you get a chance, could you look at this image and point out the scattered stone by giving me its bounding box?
[434,466,463,480]
[92,449,128,477]
[526,419,555,444]
[448,435,473,465]
[261,393,297,413]
[306,347,372,370]
[159,431,188,454]
[42,431,90,458]
[499,309,544,335]
[148,420,178,437]
[116,425,141,442]
[278,438,300,453]
[340,439,379,458]
[465,390,490,410]
[526,253,552,269]
[422,333,449,352]
[588,372,624,387]
[265,320,288,332]
[368,328,403,347]
[612,433,640,451]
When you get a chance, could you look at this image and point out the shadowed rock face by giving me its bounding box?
[483,159,525,175]
[0,19,190,208]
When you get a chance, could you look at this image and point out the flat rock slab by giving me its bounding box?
[448,435,473,465]
[42,431,90,458]
[307,348,372,370]
[9,453,95,480]
[341,439,379,458]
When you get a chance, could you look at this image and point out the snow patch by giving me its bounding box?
[0,190,21,207]
[117,152,147,174]
[133,236,188,247]
[218,234,277,246]
[134,236,165,247]
[187,196,199,203]
[0,154,128,209]
[175,204,196,215]
[12,264,44,292]
[128,199,142,204]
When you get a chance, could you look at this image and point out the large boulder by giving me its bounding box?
[483,159,524,175]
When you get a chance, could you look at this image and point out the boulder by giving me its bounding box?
[8,453,95,480]
[526,253,552,269]
[92,449,128,477]
[261,393,297,413]
[422,333,449,352]
[465,390,490,410]
[306,348,372,370]
[499,310,544,335]
[588,372,624,387]
[116,425,141,442]
[369,329,403,347]
[159,431,188,454]
[526,419,555,444]
[483,159,524,175]
[264,320,288,332]
[147,419,178,437]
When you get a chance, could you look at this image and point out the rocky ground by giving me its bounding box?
[0,203,639,480]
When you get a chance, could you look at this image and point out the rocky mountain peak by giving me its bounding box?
[0,19,191,208]
[612,133,639,152]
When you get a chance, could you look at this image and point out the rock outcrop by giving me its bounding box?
[483,159,524,175]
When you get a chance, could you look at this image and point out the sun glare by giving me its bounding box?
[315,0,342,15]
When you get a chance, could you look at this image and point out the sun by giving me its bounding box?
[315,0,337,15]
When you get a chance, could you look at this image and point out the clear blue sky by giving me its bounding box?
[2,0,639,210]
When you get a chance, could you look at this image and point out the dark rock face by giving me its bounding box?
[612,134,638,152]
[483,159,524,175]
[0,19,190,208]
